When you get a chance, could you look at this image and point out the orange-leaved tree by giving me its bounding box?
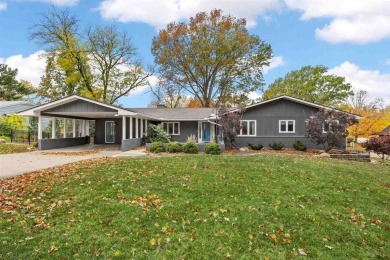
[152,9,272,107]
[343,90,390,138]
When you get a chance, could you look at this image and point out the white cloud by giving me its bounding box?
[285,0,390,44]
[328,61,390,104]
[97,0,282,29]
[263,56,286,75]
[0,1,7,11]
[0,51,46,87]
[384,59,390,66]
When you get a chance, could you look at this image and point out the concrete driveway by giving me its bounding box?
[0,144,146,179]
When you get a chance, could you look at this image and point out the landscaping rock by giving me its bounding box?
[317,152,330,157]
[239,147,249,152]
[0,139,7,143]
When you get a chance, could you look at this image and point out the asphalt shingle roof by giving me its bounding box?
[126,107,215,120]
[0,101,35,115]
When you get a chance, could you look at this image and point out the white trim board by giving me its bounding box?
[18,95,137,117]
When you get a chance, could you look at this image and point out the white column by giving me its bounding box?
[122,116,126,140]
[81,120,85,137]
[129,117,133,139]
[145,120,148,136]
[52,117,56,139]
[78,120,82,137]
[72,119,76,137]
[135,118,139,138]
[85,120,89,136]
[38,114,43,139]
[63,118,67,138]
[140,119,144,138]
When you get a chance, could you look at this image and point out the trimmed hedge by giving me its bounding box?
[269,142,284,150]
[248,143,263,150]
[167,141,183,153]
[293,140,307,151]
[204,143,221,155]
[183,142,199,154]
[150,141,165,153]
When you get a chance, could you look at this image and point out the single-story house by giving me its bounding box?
[18,95,357,151]
[0,101,35,116]
[378,125,390,136]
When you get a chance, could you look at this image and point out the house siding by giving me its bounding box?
[170,121,198,142]
[95,118,123,144]
[44,99,116,113]
[235,99,345,149]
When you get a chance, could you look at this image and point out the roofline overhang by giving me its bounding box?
[230,95,362,119]
[18,95,137,117]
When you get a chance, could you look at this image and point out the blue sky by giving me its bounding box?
[0,0,389,107]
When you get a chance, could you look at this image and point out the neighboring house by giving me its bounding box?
[0,101,35,116]
[378,125,390,136]
[18,95,357,151]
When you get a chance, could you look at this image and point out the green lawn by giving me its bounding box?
[1,155,389,259]
[0,143,35,154]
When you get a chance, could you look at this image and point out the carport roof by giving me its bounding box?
[18,95,137,118]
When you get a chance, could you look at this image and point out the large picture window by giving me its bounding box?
[279,120,295,133]
[239,120,256,136]
[162,122,180,135]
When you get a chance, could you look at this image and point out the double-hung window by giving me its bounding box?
[323,120,339,133]
[239,120,256,136]
[279,120,295,133]
[162,122,180,135]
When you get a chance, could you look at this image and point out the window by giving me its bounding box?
[279,120,295,133]
[239,120,256,136]
[323,120,339,133]
[162,122,180,135]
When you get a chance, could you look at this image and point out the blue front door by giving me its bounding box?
[202,122,211,142]
[105,121,115,143]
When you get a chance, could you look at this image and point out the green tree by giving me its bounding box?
[0,115,28,136]
[31,9,151,104]
[152,9,272,107]
[31,9,93,100]
[263,65,353,106]
[0,64,34,100]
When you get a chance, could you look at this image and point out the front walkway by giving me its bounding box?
[0,144,146,179]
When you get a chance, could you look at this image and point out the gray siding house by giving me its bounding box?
[19,95,355,151]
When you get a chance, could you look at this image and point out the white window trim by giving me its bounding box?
[163,122,180,135]
[279,120,295,134]
[322,120,339,133]
[238,120,257,137]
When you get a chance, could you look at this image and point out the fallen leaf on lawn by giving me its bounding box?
[150,238,156,246]
[298,248,307,256]
[325,245,333,249]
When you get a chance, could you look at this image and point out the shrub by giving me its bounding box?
[293,140,307,151]
[146,124,170,143]
[269,142,284,150]
[361,136,390,160]
[204,143,221,155]
[150,141,165,153]
[186,134,197,143]
[167,141,183,153]
[183,142,199,154]
[248,143,263,150]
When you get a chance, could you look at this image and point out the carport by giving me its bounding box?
[19,95,153,151]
